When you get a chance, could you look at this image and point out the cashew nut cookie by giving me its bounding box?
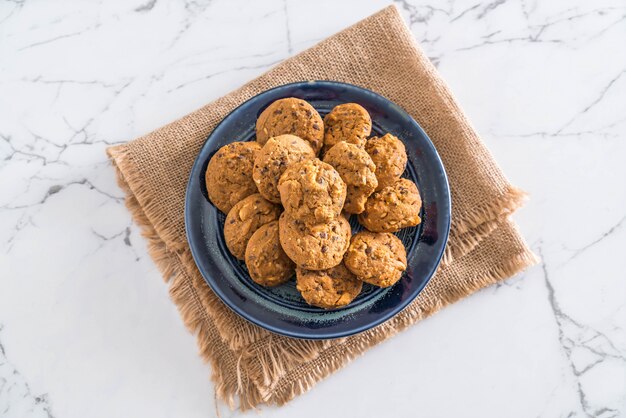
[322,103,372,154]
[224,194,282,260]
[344,231,407,288]
[245,221,295,287]
[252,134,315,203]
[365,133,407,191]
[278,158,346,226]
[278,212,351,271]
[205,141,262,213]
[256,98,324,154]
[323,141,378,214]
[358,178,422,233]
[296,262,363,309]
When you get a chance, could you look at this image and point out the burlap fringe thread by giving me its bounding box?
[442,186,527,266]
[108,144,538,409]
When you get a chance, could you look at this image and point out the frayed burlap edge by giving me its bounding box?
[108,141,271,343]
[107,146,267,409]
[442,187,527,265]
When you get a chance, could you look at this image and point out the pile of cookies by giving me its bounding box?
[205,97,422,309]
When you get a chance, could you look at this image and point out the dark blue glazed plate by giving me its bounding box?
[185,81,450,340]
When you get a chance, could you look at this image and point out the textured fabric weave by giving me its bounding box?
[107,5,537,408]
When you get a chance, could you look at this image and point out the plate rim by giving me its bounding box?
[184,80,451,339]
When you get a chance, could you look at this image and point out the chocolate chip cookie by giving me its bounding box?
[245,221,295,287]
[322,103,372,154]
[344,231,407,287]
[323,141,378,214]
[296,262,363,309]
[224,193,282,260]
[358,178,422,232]
[253,134,315,203]
[278,212,351,270]
[256,98,324,154]
[365,133,407,191]
[278,158,346,226]
[206,141,262,213]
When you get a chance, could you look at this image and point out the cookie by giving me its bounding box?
[365,133,407,191]
[245,221,295,287]
[323,142,378,214]
[278,212,351,270]
[224,194,282,260]
[296,262,363,309]
[256,98,324,154]
[253,134,315,203]
[358,178,422,232]
[344,231,407,287]
[278,158,346,226]
[205,141,262,213]
[322,103,372,154]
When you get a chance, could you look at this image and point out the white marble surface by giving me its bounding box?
[1,0,625,417]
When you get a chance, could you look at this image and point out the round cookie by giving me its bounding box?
[358,178,422,233]
[322,103,371,154]
[323,142,378,214]
[256,98,324,154]
[278,158,346,226]
[245,221,294,287]
[206,141,262,213]
[224,194,281,260]
[278,212,351,270]
[253,134,315,203]
[365,133,407,191]
[296,262,363,309]
[344,231,407,288]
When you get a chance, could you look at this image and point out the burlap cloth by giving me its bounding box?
[107,5,538,409]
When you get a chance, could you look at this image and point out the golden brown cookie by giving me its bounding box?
[256,98,324,154]
[253,134,315,203]
[322,103,372,154]
[296,262,363,309]
[344,231,407,287]
[278,158,346,226]
[358,178,422,232]
[205,141,262,213]
[224,194,282,260]
[358,178,422,233]
[365,133,407,191]
[323,142,378,214]
[245,221,294,287]
[278,212,351,270]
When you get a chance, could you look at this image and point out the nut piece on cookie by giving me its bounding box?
[322,103,372,154]
[323,142,378,214]
[256,98,324,154]
[358,178,422,233]
[278,212,351,271]
[206,141,262,213]
[224,193,282,260]
[245,221,294,287]
[365,133,407,191]
[296,262,363,309]
[253,134,315,203]
[278,159,346,226]
[344,231,407,288]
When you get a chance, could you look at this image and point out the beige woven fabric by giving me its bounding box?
[107,5,537,409]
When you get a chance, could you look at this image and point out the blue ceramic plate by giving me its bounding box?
[185,81,451,339]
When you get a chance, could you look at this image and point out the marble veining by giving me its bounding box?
[1,0,625,417]
[0,325,54,418]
